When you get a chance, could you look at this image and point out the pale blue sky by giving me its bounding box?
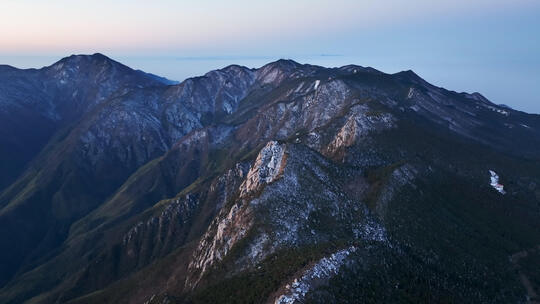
[1,0,539,112]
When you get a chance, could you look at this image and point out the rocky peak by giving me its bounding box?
[392,69,435,89]
[43,53,161,90]
[51,53,117,68]
[266,59,301,69]
[339,64,382,75]
[209,64,254,77]
[255,59,303,85]
[466,92,491,103]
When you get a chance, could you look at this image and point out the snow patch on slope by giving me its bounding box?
[354,216,388,243]
[314,80,320,90]
[489,170,505,194]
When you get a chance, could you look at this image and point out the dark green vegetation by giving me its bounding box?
[0,55,539,303]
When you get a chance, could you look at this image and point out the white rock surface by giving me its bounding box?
[239,141,287,198]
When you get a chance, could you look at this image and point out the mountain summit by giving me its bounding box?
[0,54,539,304]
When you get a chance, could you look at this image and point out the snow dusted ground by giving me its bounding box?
[275,247,357,304]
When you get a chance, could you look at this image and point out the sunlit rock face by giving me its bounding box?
[187,141,287,287]
[239,141,287,198]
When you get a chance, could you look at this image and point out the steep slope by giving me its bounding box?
[0,59,308,302]
[0,53,168,192]
[0,59,258,289]
[0,57,539,304]
[63,123,540,304]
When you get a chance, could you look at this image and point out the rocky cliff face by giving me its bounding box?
[0,55,539,304]
[187,141,288,286]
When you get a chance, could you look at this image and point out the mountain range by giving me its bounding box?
[0,53,539,304]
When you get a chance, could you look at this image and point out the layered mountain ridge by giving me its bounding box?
[0,54,539,304]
